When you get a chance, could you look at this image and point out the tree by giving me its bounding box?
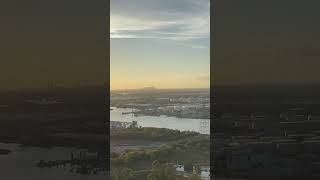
[148,160,175,180]
[188,174,201,180]
[111,167,134,180]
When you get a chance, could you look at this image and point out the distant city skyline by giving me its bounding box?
[110,0,210,90]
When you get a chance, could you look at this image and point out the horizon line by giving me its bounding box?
[111,87,210,91]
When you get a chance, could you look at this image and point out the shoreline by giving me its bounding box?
[111,106,210,120]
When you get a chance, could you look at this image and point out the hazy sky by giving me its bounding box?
[214,0,320,87]
[110,0,210,90]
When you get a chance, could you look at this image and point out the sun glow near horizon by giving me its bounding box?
[110,0,210,91]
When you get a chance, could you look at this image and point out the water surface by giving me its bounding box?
[111,107,210,134]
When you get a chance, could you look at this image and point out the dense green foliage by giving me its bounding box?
[111,127,210,180]
[147,161,175,180]
[111,127,199,141]
[113,136,209,165]
[111,167,135,180]
[187,174,202,180]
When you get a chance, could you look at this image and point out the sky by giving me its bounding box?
[0,0,107,91]
[213,0,320,87]
[110,0,210,90]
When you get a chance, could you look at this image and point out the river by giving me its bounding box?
[110,107,210,134]
[0,107,209,179]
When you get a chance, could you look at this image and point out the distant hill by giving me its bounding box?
[140,86,157,91]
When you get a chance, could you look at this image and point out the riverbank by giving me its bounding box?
[111,88,210,120]
[113,104,210,119]
[111,107,210,134]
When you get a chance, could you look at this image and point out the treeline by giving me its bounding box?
[111,127,200,141]
[111,136,209,166]
[111,160,202,180]
[111,127,209,180]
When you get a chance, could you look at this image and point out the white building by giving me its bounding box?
[200,166,210,180]
[174,164,185,176]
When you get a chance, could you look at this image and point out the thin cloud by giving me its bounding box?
[110,0,210,43]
